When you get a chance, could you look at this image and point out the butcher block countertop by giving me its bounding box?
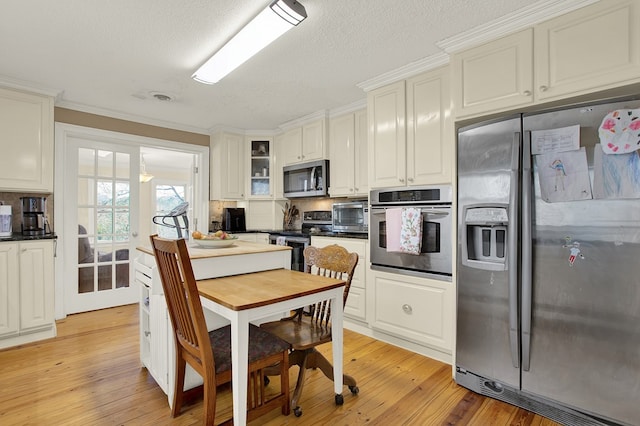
[136,239,291,259]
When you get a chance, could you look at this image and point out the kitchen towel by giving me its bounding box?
[385,208,402,252]
[276,236,287,246]
[400,207,422,255]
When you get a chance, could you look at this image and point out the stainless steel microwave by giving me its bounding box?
[283,159,329,198]
[332,201,368,233]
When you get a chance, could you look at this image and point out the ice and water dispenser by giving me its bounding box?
[462,206,509,271]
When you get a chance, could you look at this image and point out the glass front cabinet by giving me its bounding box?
[248,138,272,197]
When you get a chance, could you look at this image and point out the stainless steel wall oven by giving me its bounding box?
[370,185,452,280]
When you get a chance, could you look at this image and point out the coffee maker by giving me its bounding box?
[222,207,246,232]
[21,196,48,236]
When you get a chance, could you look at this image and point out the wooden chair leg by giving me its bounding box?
[291,349,311,413]
[307,349,357,388]
[202,370,217,426]
[172,354,186,418]
[280,353,290,416]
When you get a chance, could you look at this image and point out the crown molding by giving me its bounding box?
[436,0,599,53]
[278,109,329,131]
[357,52,449,93]
[56,99,209,135]
[356,0,598,93]
[0,76,62,99]
[209,125,249,135]
[244,128,278,137]
[329,98,367,118]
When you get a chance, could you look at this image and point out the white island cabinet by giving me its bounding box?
[135,240,291,405]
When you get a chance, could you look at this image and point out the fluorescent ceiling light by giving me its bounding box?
[192,0,307,84]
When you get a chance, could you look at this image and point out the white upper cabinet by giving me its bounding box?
[281,127,303,165]
[534,0,640,101]
[406,67,452,186]
[0,87,54,192]
[453,29,534,117]
[281,118,328,166]
[453,0,640,118]
[301,119,328,162]
[210,132,245,200]
[368,66,452,189]
[329,109,368,197]
[368,80,406,189]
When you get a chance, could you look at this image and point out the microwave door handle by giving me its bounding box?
[310,167,316,190]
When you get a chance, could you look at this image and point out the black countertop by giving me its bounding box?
[0,233,57,242]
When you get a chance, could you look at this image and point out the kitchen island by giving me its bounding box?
[135,240,292,404]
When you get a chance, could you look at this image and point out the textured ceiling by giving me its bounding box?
[1,0,554,133]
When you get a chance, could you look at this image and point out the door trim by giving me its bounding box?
[54,123,209,319]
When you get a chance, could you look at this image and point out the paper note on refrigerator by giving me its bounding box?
[592,143,640,199]
[531,125,580,155]
[536,147,592,202]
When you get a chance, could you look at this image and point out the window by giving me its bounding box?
[154,182,188,238]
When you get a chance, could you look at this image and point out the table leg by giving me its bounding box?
[331,287,344,395]
[231,312,249,425]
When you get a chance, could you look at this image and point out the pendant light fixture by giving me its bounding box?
[192,0,307,84]
[140,155,154,183]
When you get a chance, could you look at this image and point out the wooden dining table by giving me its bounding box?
[197,268,346,425]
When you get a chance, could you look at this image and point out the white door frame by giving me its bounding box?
[54,123,209,319]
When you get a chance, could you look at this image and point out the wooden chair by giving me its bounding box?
[149,235,290,425]
[260,244,360,417]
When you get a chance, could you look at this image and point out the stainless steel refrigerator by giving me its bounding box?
[456,97,640,426]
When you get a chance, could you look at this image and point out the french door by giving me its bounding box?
[62,134,140,314]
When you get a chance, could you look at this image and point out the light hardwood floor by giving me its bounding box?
[0,304,560,425]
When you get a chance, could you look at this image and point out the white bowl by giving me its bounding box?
[193,237,238,248]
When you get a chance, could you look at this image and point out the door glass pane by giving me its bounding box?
[78,178,95,205]
[115,209,130,240]
[115,181,130,206]
[115,152,130,179]
[97,264,112,291]
[97,181,113,206]
[77,208,94,234]
[97,209,113,238]
[97,151,113,177]
[78,266,94,293]
[78,148,95,175]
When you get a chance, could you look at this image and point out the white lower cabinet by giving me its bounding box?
[310,236,367,323]
[0,240,56,349]
[370,269,453,356]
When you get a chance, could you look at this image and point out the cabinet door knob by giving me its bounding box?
[399,178,405,183]
[402,304,412,314]
[407,177,414,182]
[539,85,548,92]
[523,90,531,96]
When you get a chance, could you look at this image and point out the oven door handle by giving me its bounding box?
[371,208,450,215]
[420,209,450,215]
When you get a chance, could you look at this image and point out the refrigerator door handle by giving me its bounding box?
[508,132,520,369]
[521,131,533,371]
